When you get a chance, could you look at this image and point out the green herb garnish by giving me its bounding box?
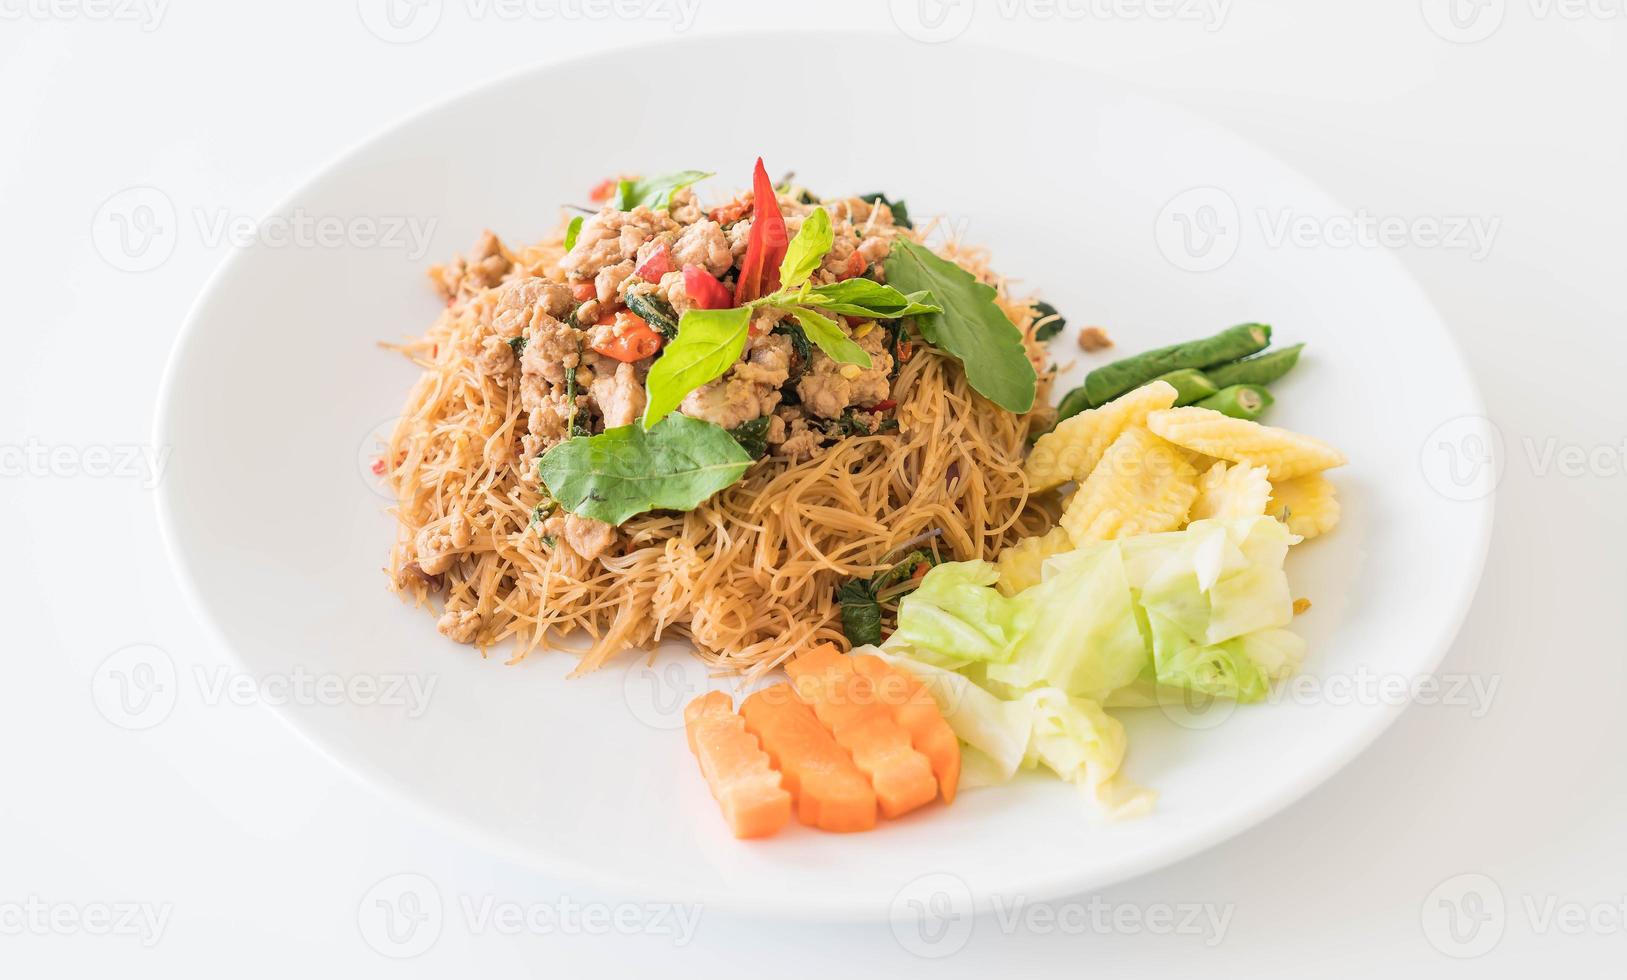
[1032,300,1066,342]
[884,240,1036,413]
[536,414,753,526]
[728,415,773,459]
[641,208,942,429]
[612,170,713,211]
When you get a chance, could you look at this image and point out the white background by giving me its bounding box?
[2,0,1624,976]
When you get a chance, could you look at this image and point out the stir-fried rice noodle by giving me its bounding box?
[382,219,1056,676]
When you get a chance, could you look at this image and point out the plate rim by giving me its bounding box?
[153,28,1496,920]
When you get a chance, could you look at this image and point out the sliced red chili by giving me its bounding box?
[872,399,897,412]
[683,264,733,310]
[588,178,616,203]
[732,157,788,306]
[592,311,662,363]
[635,241,672,281]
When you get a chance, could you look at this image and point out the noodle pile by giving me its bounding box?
[382,225,1057,676]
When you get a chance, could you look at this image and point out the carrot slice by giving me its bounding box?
[740,684,877,833]
[683,692,792,839]
[786,645,939,819]
[852,655,962,805]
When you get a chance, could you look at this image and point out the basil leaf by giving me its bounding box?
[778,206,832,291]
[612,170,713,211]
[563,215,584,252]
[536,414,752,526]
[1032,300,1066,342]
[836,579,883,647]
[858,192,912,230]
[642,306,753,428]
[790,308,870,368]
[728,415,772,458]
[884,240,1037,413]
[799,278,941,319]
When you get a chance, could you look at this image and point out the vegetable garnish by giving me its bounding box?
[777,205,832,290]
[1194,384,1274,421]
[1205,342,1304,388]
[1150,367,1219,407]
[611,170,713,211]
[858,192,912,229]
[1032,300,1066,342]
[733,158,789,305]
[1050,328,1304,427]
[835,548,939,646]
[850,655,961,804]
[741,684,879,833]
[535,413,752,526]
[1081,323,1270,407]
[642,203,943,429]
[884,240,1037,414]
[728,415,773,458]
[623,289,680,340]
[682,265,733,310]
[641,306,755,427]
[684,692,792,840]
[635,241,672,281]
[590,310,663,363]
[785,645,938,819]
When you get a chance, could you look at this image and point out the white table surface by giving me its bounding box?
[3,2,1623,976]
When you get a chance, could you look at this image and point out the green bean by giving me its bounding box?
[1196,384,1275,421]
[1054,385,1094,424]
[1082,323,1271,406]
[1150,368,1219,406]
[1206,343,1304,389]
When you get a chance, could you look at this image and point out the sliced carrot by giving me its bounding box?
[740,684,877,833]
[852,655,961,804]
[785,644,939,819]
[683,691,791,840]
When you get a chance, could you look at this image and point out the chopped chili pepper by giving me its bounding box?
[588,178,616,204]
[710,196,752,226]
[370,458,386,476]
[635,241,672,281]
[591,310,662,363]
[836,251,865,281]
[570,281,597,303]
[683,264,734,310]
[732,157,789,306]
[872,399,897,412]
[897,338,914,363]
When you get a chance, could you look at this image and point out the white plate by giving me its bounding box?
[155,32,1492,919]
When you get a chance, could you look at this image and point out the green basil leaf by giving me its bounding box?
[1032,300,1066,342]
[790,308,871,368]
[563,215,584,252]
[884,240,1036,413]
[728,415,773,458]
[778,206,833,291]
[642,306,753,429]
[799,278,942,319]
[612,170,713,211]
[836,579,883,647]
[858,192,912,230]
[536,414,752,526]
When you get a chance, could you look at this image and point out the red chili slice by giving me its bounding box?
[635,241,672,281]
[684,264,734,310]
[732,157,788,306]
